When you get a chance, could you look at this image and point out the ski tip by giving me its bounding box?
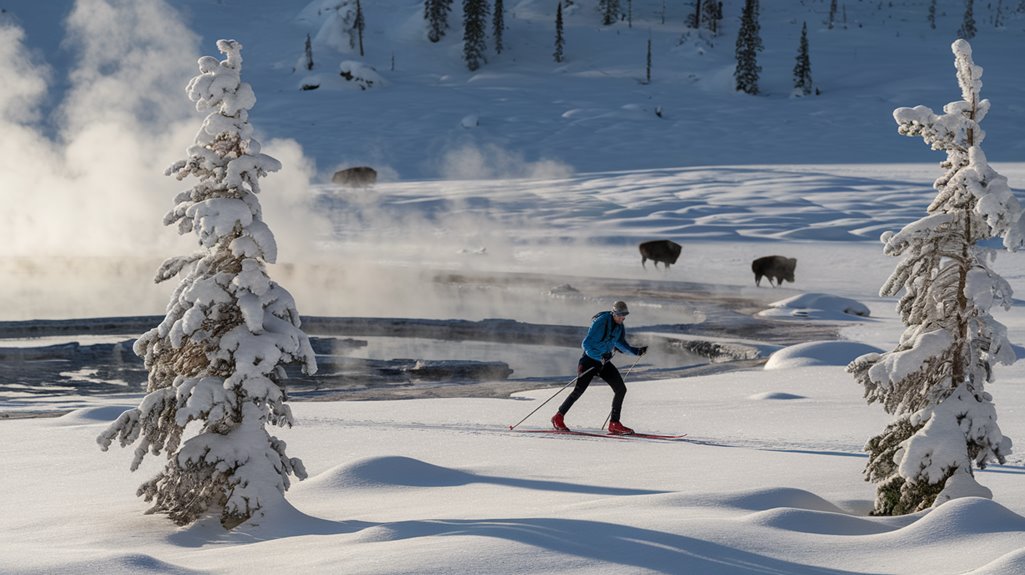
[508,425,514,430]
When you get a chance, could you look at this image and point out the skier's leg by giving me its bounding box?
[600,363,627,422]
[558,356,599,415]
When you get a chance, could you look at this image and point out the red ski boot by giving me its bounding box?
[608,421,634,435]
[551,412,570,431]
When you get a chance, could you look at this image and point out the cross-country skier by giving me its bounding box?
[552,300,647,434]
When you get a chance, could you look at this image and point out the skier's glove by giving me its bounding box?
[637,346,648,357]
[601,352,613,362]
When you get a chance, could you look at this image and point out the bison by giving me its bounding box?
[332,166,377,187]
[752,255,797,287]
[639,240,682,270]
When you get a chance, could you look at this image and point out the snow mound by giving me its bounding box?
[720,487,846,514]
[969,547,1025,575]
[765,341,884,370]
[302,456,475,490]
[339,61,384,90]
[758,293,871,321]
[748,392,805,400]
[50,405,134,426]
[743,507,899,536]
[894,498,1025,541]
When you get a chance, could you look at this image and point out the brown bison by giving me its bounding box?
[332,166,377,187]
[752,255,797,287]
[639,240,682,270]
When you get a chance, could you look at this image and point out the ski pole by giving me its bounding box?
[602,353,643,431]
[508,366,597,431]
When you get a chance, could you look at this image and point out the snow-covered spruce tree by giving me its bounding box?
[463,0,489,71]
[848,39,1024,516]
[554,1,565,63]
[493,0,504,55]
[425,0,453,43]
[97,39,318,530]
[792,22,814,97]
[958,0,976,40]
[734,0,762,95]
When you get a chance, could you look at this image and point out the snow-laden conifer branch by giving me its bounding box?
[98,39,317,529]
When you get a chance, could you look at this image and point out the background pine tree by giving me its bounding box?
[304,33,313,70]
[688,0,702,29]
[958,0,976,39]
[792,21,813,96]
[355,0,365,56]
[734,0,762,95]
[645,34,652,83]
[599,0,620,26]
[463,0,489,71]
[554,2,565,63]
[701,0,723,35]
[493,0,504,54]
[425,0,453,43]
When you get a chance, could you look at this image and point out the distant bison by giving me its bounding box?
[332,166,377,187]
[752,255,797,287]
[639,240,682,270]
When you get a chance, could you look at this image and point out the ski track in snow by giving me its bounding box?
[299,415,862,453]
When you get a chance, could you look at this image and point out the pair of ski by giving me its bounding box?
[514,428,687,441]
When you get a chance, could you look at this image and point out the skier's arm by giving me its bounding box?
[615,327,643,356]
[581,314,609,360]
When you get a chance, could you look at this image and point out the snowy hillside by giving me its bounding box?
[6,0,1025,185]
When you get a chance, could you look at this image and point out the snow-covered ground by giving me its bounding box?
[3,0,1025,573]
[5,163,1025,574]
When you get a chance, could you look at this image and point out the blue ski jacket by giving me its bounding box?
[582,311,641,361]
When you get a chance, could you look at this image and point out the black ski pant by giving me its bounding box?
[558,355,627,422]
